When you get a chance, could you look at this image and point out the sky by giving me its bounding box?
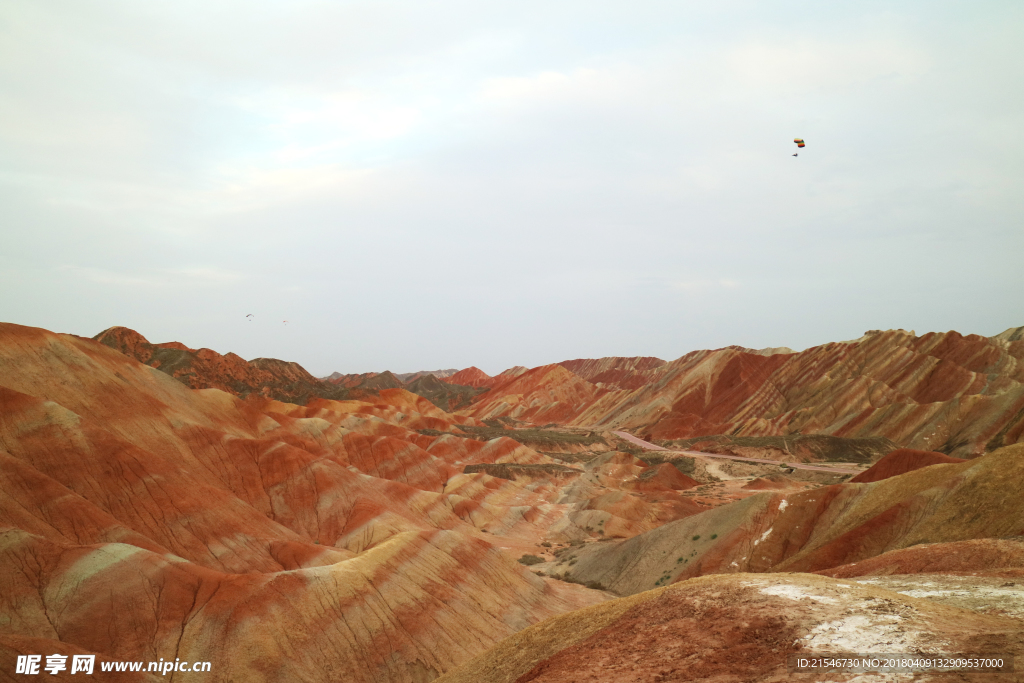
[1,1,1022,376]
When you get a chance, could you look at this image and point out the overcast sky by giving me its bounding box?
[2,1,1022,376]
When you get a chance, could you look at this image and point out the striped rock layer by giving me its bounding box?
[1,323,714,682]
[458,327,1024,458]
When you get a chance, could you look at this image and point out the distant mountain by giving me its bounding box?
[323,368,458,383]
[404,374,487,412]
[461,327,1024,459]
[395,368,458,382]
[443,366,495,388]
[93,326,350,404]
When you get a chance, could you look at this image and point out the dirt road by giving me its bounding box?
[612,430,862,475]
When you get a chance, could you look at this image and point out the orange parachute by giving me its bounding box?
[794,138,806,148]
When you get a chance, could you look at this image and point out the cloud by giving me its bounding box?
[60,266,243,288]
[669,279,743,292]
[725,38,931,94]
[210,164,377,212]
[2,2,1022,373]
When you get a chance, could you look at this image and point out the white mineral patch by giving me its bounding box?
[753,528,773,546]
[803,610,921,652]
[778,499,788,512]
[856,576,1024,619]
[760,584,838,604]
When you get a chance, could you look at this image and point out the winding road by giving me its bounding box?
[612,431,863,475]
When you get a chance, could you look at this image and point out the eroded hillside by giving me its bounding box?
[460,327,1024,459]
[3,322,1023,682]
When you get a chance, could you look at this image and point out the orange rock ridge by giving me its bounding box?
[460,327,1024,458]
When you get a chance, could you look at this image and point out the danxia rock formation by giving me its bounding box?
[0,323,616,682]
[3,321,1023,682]
[459,327,1024,459]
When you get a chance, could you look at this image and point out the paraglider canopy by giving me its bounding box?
[794,138,806,148]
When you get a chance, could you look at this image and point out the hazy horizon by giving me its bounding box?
[3,1,1022,376]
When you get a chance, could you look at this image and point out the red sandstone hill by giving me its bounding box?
[455,327,1024,459]
[850,448,966,483]
[465,364,609,424]
[444,366,496,388]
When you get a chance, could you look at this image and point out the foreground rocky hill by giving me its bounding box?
[437,573,1022,683]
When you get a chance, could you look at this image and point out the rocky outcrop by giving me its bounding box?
[463,364,608,424]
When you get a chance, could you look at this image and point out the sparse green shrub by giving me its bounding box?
[518,554,544,566]
[692,535,701,541]
[711,533,718,539]
[540,541,552,547]
[585,581,606,590]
